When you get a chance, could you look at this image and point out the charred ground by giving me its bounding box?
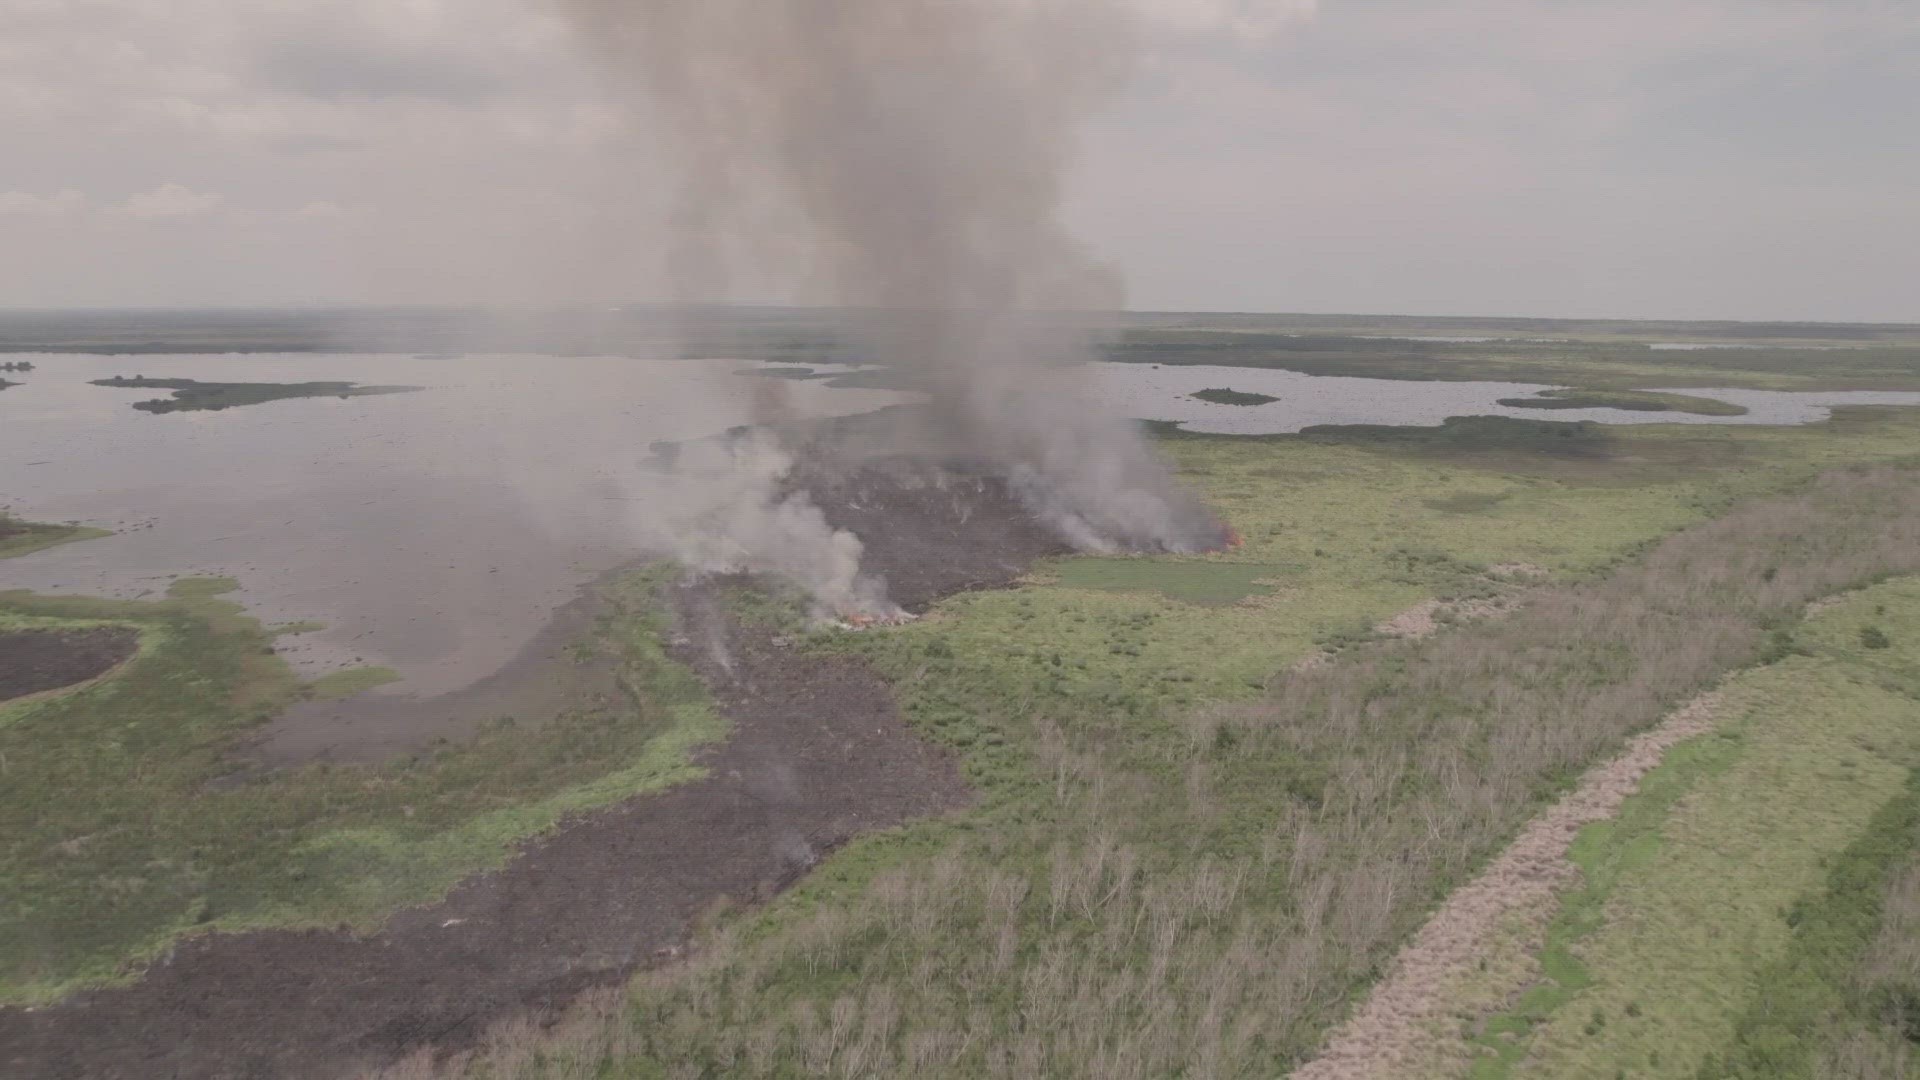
[0,436,1074,1079]
[0,626,139,703]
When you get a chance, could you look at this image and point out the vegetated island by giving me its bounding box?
[90,375,421,413]
[0,513,110,560]
[1496,387,1748,416]
[1191,387,1279,407]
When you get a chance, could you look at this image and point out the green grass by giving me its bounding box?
[419,406,1920,1078]
[1698,774,1920,1079]
[1108,326,1920,392]
[1469,581,1920,1079]
[13,402,1920,1060]
[1191,387,1280,407]
[1046,558,1301,606]
[91,375,418,413]
[0,564,723,1005]
[0,516,111,560]
[1496,388,1749,416]
[1465,726,1747,1079]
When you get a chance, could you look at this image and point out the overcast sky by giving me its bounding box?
[2,0,1914,321]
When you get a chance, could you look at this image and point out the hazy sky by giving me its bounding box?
[2,0,1915,321]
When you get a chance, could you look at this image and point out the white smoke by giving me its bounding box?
[558,0,1231,610]
[627,425,895,619]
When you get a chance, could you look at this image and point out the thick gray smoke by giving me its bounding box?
[561,0,1227,611]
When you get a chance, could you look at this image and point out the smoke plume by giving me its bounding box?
[561,0,1227,611]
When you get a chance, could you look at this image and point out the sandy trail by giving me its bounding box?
[1289,691,1726,1080]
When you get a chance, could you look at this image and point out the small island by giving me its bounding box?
[1191,387,1280,407]
[91,375,420,414]
[1497,388,1748,416]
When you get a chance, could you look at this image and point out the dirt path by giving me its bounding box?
[1289,691,1726,1080]
[0,588,971,1080]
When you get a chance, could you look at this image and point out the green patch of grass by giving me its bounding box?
[1048,558,1300,606]
[305,666,402,700]
[0,564,722,1004]
[1496,388,1749,416]
[1107,327,1920,392]
[1191,387,1280,407]
[1484,582,1920,1079]
[90,375,419,413]
[0,515,111,560]
[1468,725,1750,1079]
[1301,415,1614,457]
[1694,772,1920,1079]
[1422,490,1515,514]
[425,411,1920,1077]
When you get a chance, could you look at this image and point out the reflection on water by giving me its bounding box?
[5,352,1920,698]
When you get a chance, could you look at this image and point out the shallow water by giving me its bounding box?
[1646,342,1863,351]
[1,354,905,696]
[6,352,1920,700]
[1085,363,1920,435]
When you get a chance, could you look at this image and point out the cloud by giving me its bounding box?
[2,184,353,227]
[0,0,1915,319]
[1138,0,1319,45]
[249,25,512,100]
[0,188,86,219]
[113,182,225,220]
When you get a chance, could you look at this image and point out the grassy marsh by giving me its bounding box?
[1496,387,1749,416]
[0,567,721,1005]
[402,407,1920,1078]
[0,515,111,560]
[90,375,419,413]
[1191,387,1281,407]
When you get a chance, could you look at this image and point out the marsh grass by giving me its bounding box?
[411,461,1920,1079]
[1191,388,1280,407]
[0,567,721,1004]
[1048,559,1301,606]
[1495,388,1748,416]
[0,514,110,559]
[1465,579,1920,1079]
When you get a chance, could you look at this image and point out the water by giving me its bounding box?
[1,353,906,696]
[6,352,1920,700]
[1093,363,1920,435]
[1646,342,1863,351]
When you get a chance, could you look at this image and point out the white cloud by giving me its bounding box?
[1138,0,1319,45]
[112,182,225,220]
[0,188,87,218]
[0,0,1915,318]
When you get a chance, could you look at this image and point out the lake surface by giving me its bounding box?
[6,352,1920,699]
[1097,363,1920,435]
[1,353,907,695]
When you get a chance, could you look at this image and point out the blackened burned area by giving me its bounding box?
[0,423,1079,1080]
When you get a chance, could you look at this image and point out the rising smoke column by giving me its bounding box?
[566,0,1226,606]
